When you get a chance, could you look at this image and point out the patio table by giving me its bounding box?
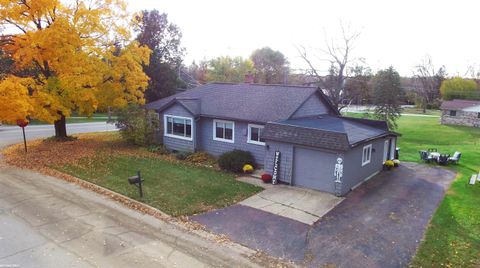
[429,152,440,162]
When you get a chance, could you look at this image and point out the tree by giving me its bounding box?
[372,67,404,130]
[0,0,150,138]
[135,10,185,102]
[250,47,289,84]
[440,77,478,100]
[299,24,361,111]
[344,65,372,104]
[205,56,254,83]
[413,56,446,112]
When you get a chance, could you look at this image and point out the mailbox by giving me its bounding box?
[128,171,144,197]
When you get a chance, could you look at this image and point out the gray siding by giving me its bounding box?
[264,142,294,184]
[197,118,266,165]
[290,94,328,118]
[342,138,386,195]
[161,104,195,152]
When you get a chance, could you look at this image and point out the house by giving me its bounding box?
[145,82,398,196]
[440,99,480,127]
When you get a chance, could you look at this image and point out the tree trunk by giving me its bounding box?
[54,113,67,139]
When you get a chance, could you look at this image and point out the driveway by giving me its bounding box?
[192,162,456,267]
[237,177,343,225]
[0,165,266,267]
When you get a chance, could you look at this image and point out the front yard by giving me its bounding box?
[3,133,261,216]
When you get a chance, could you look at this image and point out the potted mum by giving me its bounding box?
[384,160,395,170]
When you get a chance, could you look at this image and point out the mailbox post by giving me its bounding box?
[16,119,29,153]
[128,170,144,198]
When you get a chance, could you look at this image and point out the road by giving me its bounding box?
[0,122,118,148]
[0,123,263,268]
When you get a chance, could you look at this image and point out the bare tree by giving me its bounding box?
[413,55,446,113]
[298,23,361,111]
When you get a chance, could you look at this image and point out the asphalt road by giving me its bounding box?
[0,122,118,148]
[0,123,263,267]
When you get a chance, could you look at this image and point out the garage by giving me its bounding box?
[292,147,336,192]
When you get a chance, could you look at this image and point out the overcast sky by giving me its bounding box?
[127,0,479,77]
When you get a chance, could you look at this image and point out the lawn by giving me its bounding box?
[3,133,261,217]
[348,114,480,267]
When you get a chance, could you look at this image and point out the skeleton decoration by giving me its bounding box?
[334,157,344,183]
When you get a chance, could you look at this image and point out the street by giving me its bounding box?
[0,123,263,268]
[0,122,118,148]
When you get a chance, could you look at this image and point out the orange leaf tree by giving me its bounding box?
[0,0,150,138]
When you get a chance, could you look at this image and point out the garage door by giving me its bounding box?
[293,147,335,193]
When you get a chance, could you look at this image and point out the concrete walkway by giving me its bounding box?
[237,177,343,225]
[0,165,266,267]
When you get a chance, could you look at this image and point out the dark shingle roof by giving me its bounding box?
[145,83,336,123]
[263,115,396,151]
[440,99,480,110]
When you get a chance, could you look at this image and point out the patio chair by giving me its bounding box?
[419,150,434,163]
[448,152,461,164]
[438,154,450,166]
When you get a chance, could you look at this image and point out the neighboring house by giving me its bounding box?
[145,82,398,196]
[440,99,480,127]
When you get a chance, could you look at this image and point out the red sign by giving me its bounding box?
[16,119,29,128]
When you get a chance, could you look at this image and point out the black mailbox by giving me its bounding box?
[128,171,144,197]
[128,175,141,185]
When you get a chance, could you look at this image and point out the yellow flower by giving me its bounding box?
[242,164,254,173]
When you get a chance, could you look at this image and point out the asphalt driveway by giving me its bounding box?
[192,162,456,267]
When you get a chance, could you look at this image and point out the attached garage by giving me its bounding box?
[292,147,336,192]
[263,115,398,196]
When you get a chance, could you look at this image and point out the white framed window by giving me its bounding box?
[164,114,193,141]
[247,124,265,145]
[213,119,234,143]
[362,144,372,166]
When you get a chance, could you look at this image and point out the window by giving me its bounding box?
[362,144,372,166]
[164,115,192,141]
[247,124,265,145]
[450,110,457,116]
[213,120,234,143]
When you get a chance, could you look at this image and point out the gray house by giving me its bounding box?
[440,99,480,127]
[145,83,398,196]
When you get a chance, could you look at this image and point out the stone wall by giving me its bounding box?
[441,110,480,127]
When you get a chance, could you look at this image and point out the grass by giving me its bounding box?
[349,113,480,266]
[401,107,441,116]
[56,153,261,216]
[28,113,115,125]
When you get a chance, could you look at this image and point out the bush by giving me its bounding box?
[185,152,216,165]
[175,151,192,161]
[218,150,255,173]
[146,145,168,155]
[115,104,160,146]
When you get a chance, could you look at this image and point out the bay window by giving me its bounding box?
[164,115,192,140]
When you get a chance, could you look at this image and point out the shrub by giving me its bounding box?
[242,164,254,173]
[218,150,255,173]
[115,104,160,146]
[175,151,192,161]
[261,173,272,183]
[185,152,216,165]
[146,145,168,155]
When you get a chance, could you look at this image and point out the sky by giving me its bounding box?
[128,0,478,77]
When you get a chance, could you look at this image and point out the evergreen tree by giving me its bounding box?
[372,67,404,130]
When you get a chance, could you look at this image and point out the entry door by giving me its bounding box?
[383,140,389,162]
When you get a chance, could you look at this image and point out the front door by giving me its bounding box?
[383,140,389,163]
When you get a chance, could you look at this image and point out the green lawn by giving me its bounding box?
[348,114,480,266]
[57,154,261,216]
[28,113,115,125]
[401,107,441,116]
